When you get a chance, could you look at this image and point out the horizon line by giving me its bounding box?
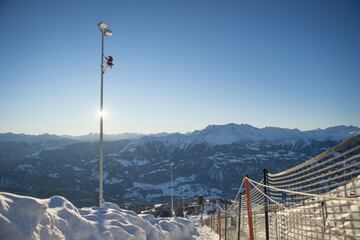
[1,122,359,137]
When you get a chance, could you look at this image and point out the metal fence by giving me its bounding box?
[201,134,360,240]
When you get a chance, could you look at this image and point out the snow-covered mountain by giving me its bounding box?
[0,124,358,206]
[65,133,145,142]
[0,133,71,143]
[0,132,144,143]
[127,123,359,146]
[2,124,358,145]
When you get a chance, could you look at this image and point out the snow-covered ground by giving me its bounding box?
[194,226,218,240]
[0,192,214,240]
[188,216,218,240]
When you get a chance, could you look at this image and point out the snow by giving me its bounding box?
[26,150,42,159]
[0,192,199,240]
[89,159,98,164]
[130,124,359,147]
[72,166,85,171]
[25,146,63,159]
[189,216,218,240]
[14,164,35,173]
[194,226,218,240]
[113,159,150,167]
[48,173,59,178]
[105,177,123,184]
[125,181,216,201]
[132,175,196,193]
[147,169,166,175]
[127,175,205,199]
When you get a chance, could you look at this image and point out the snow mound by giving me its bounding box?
[0,192,198,240]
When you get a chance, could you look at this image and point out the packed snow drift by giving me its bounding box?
[0,192,199,240]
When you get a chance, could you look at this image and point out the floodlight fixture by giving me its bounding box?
[104,29,113,36]
[97,22,109,30]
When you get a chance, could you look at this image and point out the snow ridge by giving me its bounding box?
[0,192,198,240]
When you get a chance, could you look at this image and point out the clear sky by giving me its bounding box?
[0,0,359,135]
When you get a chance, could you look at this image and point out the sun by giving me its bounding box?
[99,110,107,118]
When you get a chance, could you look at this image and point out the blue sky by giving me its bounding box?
[0,0,359,135]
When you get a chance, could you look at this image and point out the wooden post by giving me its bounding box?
[237,193,241,240]
[263,169,270,240]
[321,201,326,240]
[218,208,222,240]
[245,176,255,240]
[224,203,228,240]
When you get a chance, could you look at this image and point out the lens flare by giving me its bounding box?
[99,110,107,118]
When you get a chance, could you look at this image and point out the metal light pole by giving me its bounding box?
[182,185,185,217]
[97,22,112,207]
[170,162,175,217]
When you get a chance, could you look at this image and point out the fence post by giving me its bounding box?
[253,213,256,237]
[245,176,255,240]
[263,169,270,240]
[237,192,241,240]
[275,211,278,240]
[218,208,222,240]
[321,201,326,240]
[224,203,228,240]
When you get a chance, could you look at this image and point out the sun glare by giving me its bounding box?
[99,110,107,118]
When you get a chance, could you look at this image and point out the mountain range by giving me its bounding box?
[0,123,359,207]
[0,132,144,142]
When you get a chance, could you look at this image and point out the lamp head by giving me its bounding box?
[97,22,109,30]
[104,29,113,36]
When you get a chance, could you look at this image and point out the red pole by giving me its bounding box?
[245,177,255,240]
[218,209,222,240]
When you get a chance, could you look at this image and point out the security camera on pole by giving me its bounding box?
[97,22,113,207]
